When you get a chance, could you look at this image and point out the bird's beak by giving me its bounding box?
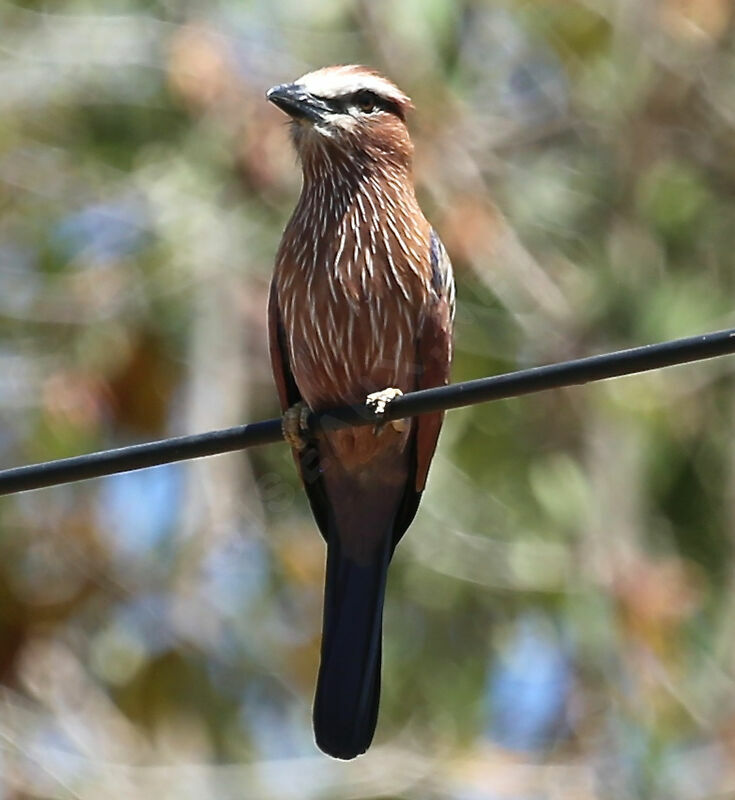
[266,83,332,124]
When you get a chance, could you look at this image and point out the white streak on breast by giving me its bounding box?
[382,226,409,301]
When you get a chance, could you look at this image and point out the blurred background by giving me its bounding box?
[1,0,735,797]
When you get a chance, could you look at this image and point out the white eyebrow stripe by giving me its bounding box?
[296,69,409,106]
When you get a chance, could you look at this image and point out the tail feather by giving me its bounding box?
[313,536,391,759]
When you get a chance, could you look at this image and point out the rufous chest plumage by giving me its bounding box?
[274,165,433,410]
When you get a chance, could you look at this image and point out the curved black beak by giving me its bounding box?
[266,83,333,123]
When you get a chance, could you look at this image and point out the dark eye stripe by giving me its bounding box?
[311,90,404,120]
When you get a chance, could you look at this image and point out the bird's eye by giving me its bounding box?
[353,91,378,114]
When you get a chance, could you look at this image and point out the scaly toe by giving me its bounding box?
[366,387,403,416]
[366,387,405,432]
[282,401,311,451]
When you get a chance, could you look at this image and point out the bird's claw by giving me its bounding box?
[366,388,407,433]
[282,401,311,451]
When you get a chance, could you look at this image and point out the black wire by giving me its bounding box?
[1,327,734,496]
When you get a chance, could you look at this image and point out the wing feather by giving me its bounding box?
[414,230,454,491]
[268,281,331,540]
[390,230,454,549]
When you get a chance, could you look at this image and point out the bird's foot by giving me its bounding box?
[366,388,407,433]
[282,401,311,451]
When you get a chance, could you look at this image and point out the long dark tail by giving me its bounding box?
[313,535,391,759]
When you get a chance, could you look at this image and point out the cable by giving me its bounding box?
[1,327,734,496]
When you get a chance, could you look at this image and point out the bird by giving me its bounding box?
[266,65,454,759]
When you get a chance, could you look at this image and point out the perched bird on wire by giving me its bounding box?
[267,65,455,759]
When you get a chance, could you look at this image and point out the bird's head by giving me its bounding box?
[267,65,415,171]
